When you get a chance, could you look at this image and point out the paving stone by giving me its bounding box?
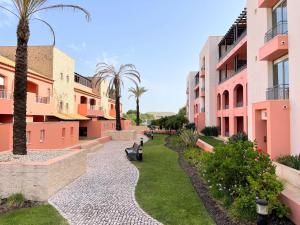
[49,135,162,225]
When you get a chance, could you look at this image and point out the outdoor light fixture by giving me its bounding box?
[140,138,144,147]
[256,198,268,225]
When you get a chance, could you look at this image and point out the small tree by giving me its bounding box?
[93,63,141,130]
[128,85,147,126]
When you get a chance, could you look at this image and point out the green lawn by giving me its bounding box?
[134,135,215,225]
[199,136,224,147]
[0,205,68,225]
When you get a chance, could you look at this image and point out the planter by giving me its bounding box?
[104,130,137,141]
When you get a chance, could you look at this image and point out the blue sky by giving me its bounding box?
[0,0,246,113]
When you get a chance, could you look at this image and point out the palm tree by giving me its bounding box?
[128,85,147,126]
[0,1,90,155]
[93,63,141,131]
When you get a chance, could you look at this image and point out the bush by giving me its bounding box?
[185,123,196,131]
[179,129,198,148]
[277,155,300,170]
[199,140,288,221]
[201,126,219,137]
[228,132,248,143]
[7,193,25,208]
[184,148,207,167]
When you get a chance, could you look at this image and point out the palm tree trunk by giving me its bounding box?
[136,98,140,126]
[115,81,122,131]
[13,18,30,155]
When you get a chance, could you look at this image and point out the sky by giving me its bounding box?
[0,0,246,113]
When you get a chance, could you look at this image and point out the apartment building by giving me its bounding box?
[186,1,300,222]
[0,46,129,151]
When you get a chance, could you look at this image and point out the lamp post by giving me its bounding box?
[256,198,268,225]
[140,138,144,147]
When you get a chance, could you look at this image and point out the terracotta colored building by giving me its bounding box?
[0,46,130,152]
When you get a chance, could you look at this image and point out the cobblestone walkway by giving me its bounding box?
[49,136,162,225]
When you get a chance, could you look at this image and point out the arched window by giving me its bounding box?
[222,90,229,109]
[234,84,244,108]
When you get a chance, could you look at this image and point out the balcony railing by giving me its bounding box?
[266,84,289,100]
[201,107,205,113]
[201,87,205,92]
[265,21,288,43]
[219,30,247,61]
[0,91,12,99]
[36,96,50,104]
[219,64,247,84]
[236,102,244,108]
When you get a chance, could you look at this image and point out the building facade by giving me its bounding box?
[0,46,130,152]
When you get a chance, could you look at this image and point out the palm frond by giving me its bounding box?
[33,17,55,45]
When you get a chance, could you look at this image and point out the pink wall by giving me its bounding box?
[196,139,214,153]
[252,100,290,160]
[195,113,205,132]
[259,35,289,61]
[0,122,79,152]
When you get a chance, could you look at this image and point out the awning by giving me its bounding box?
[53,113,90,121]
[99,115,116,120]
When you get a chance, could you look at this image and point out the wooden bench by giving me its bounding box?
[125,143,142,161]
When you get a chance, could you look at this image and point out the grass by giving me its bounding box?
[0,205,68,225]
[134,135,215,225]
[198,136,224,148]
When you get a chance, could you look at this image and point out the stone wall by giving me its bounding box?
[104,130,137,141]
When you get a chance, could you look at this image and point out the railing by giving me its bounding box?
[201,87,205,92]
[36,96,50,104]
[236,102,244,108]
[90,105,96,110]
[195,78,199,86]
[266,84,289,100]
[219,30,247,61]
[201,107,205,113]
[0,91,12,99]
[224,104,229,110]
[265,21,288,43]
[219,64,247,84]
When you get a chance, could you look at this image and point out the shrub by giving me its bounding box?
[179,129,198,148]
[199,140,288,221]
[7,193,25,208]
[228,132,248,143]
[201,126,219,137]
[185,123,196,131]
[277,155,300,170]
[184,148,206,167]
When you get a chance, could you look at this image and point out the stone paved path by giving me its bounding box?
[49,135,162,225]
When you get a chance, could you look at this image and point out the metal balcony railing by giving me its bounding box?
[265,21,288,43]
[266,84,289,100]
[201,87,205,92]
[0,91,12,99]
[219,30,247,61]
[36,96,50,104]
[236,102,244,108]
[219,64,247,84]
[201,107,205,113]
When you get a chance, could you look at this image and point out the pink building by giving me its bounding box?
[186,1,300,223]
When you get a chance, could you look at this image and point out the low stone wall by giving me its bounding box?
[104,130,137,141]
[196,139,214,153]
[0,147,100,201]
[131,125,149,134]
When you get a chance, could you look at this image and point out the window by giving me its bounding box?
[62,128,66,138]
[40,130,45,143]
[26,131,31,144]
[273,58,289,86]
[59,101,64,112]
[272,0,287,34]
[0,75,4,90]
[60,73,64,80]
[66,75,70,83]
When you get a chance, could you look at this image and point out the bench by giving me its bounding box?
[125,143,142,161]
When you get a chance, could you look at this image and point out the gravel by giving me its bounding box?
[0,151,71,163]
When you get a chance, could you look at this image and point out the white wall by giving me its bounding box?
[186,71,197,123]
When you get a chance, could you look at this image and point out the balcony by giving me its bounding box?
[219,65,247,84]
[78,104,104,117]
[201,107,205,113]
[27,92,53,115]
[259,22,288,61]
[0,91,13,114]
[258,0,279,8]
[200,87,205,97]
[200,67,205,78]
[266,84,289,100]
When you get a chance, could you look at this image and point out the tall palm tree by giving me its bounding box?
[128,85,147,126]
[93,63,141,131]
[0,1,90,155]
